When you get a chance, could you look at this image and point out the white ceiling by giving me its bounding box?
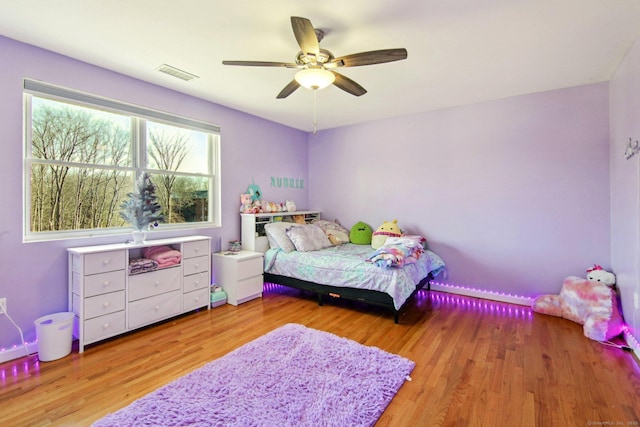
[1,1,640,132]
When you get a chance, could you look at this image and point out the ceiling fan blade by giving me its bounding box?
[276,80,301,99]
[222,60,297,68]
[291,16,319,57]
[332,48,408,67]
[332,72,367,97]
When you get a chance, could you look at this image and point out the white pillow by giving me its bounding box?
[264,222,296,253]
[285,224,332,252]
[312,219,350,243]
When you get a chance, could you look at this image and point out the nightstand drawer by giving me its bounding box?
[128,290,181,328]
[84,290,126,319]
[84,250,126,275]
[237,257,263,281]
[84,311,126,343]
[183,240,209,259]
[128,267,181,301]
[183,256,209,276]
[84,270,125,297]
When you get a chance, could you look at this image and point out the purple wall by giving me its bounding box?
[2,30,635,359]
[309,83,611,298]
[610,38,640,345]
[0,36,308,356]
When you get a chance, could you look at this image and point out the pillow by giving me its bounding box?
[312,219,350,243]
[264,222,296,253]
[286,224,332,252]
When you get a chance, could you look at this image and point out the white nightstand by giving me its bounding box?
[212,250,264,306]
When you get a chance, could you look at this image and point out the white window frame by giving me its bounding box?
[23,79,221,242]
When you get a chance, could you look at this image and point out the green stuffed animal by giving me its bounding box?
[371,219,402,249]
[350,221,373,245]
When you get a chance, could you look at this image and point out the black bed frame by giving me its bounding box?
[263,272,433,323]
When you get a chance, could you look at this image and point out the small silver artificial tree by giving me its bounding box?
[120,172,165,231]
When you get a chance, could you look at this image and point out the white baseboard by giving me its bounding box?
[0,342,37,364]
[430,281,533,306]
[623,329,640,360]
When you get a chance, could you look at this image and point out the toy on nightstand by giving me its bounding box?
[532,264,624,341]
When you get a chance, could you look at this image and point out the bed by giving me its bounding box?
[263,240,445,323]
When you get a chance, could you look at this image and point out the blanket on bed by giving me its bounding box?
[366,236,425,268]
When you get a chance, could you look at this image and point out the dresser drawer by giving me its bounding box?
[128,290,181,329]
[237,257,263,281]
[183,256,209,276]
[183,271,209,293]
[183,240,209,259]
[84,290,126,319]
[84,311,126,343]
[128,267,181,301]
[183,288,209,311]
[84,270,125,298]
[84,250,126,275]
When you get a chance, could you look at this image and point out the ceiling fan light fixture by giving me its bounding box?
[295,67,335,90]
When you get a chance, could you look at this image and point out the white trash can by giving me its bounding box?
[35,312,74,361]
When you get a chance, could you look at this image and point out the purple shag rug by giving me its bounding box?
[93,323,415,427]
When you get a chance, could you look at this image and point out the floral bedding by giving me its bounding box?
[264,243,445,310]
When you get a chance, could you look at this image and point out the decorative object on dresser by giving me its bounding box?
[68,236,211,353]
[92,324,414,427]
[119,172,165,244]
[212,250,264,305]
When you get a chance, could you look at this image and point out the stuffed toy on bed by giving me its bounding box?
[531,265,624,341]
[371,220,402,249]
[350,221,373,245]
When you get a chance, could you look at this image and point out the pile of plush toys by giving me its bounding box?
[239,182,296,214]
[532,264,624,342]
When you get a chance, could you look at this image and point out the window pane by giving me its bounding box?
[150,174,209,224]
[31,97,132,166]
[30,165,133,232]
[146,121,209,174]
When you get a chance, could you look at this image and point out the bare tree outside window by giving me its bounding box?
[25,93,218,240]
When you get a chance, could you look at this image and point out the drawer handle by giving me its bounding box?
[102,259,110,266]
[102,281,110,287]
[103,323,110,329]
[194,280,200,286]
[194,247,200,253]
[154,281,160,287]
[194,264,200,269]
[103,302,110,308]
[155,305,161,311]
[194,296,199,302]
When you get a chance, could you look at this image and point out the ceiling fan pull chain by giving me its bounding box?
[313,89,318,135]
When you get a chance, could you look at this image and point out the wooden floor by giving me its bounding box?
[1,285,639,426]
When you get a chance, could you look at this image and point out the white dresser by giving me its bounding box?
[212,250,264,305]
[68,236,211,353]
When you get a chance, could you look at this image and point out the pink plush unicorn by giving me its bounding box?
[532,265,624,341]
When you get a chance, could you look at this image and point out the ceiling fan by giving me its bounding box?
[222,16,408,99]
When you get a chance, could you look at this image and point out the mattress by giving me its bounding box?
[264,243,445,310]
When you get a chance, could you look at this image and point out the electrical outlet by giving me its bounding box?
[0,298,6,315]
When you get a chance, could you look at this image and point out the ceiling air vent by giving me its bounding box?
[156,64,199,81]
